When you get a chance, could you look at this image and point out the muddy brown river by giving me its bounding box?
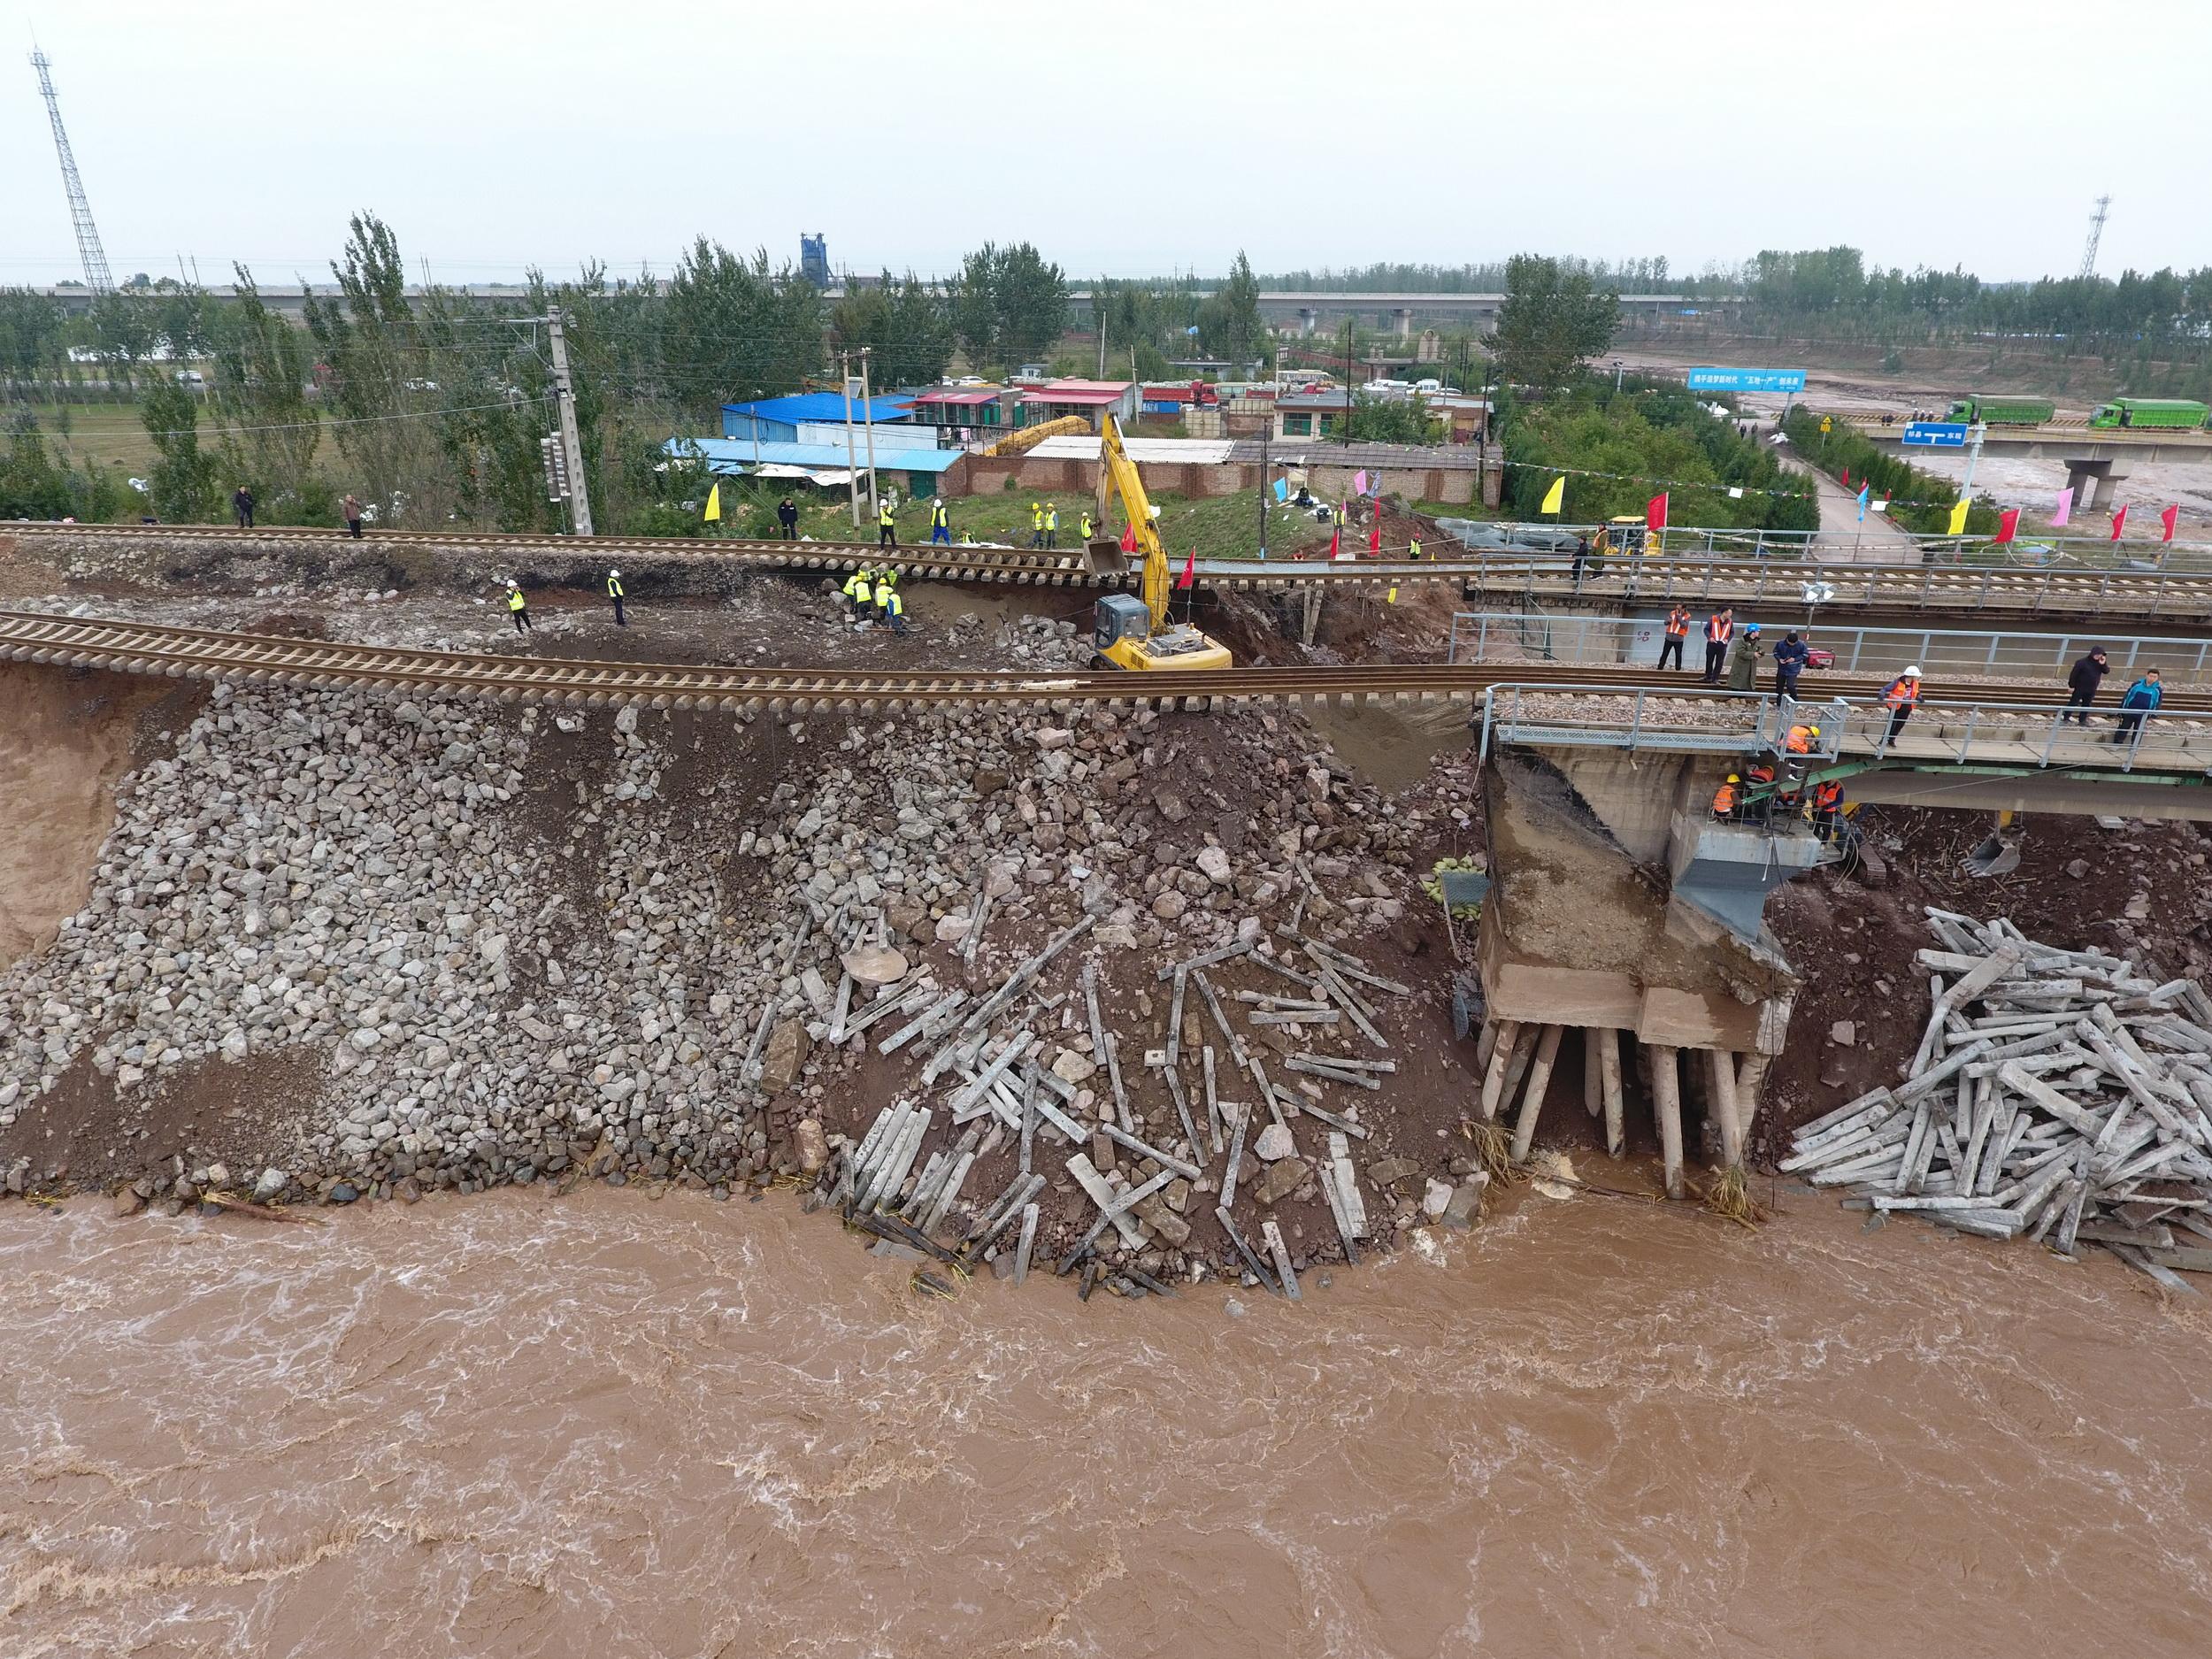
[5,1187,2208,1656]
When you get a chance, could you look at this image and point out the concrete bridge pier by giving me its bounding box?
[1298,307,1319,337]
[1471,746,1818,1190]
[1393,307,1413,341]
[2063,457,2130,513]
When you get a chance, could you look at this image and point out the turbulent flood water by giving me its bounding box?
[6,1187,2210,1658]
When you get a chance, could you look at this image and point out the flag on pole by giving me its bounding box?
[1855,483,1870,521]
[1646,493,1668,532]
[2051,487,2073,527]
[1994,508,2021,544]
[1368,513,1382,554]
[1176,549,1196,589]
[1354,469,1370,495]
[1841,467,1850,488]
[1272,478,1288,503]
[2110,505,2129,541]
[1947,498,1970,536]
[1120,523,1137,553]
[703,482,721,522]
[1328,521,1342,559]
[1539,475,1566,515]
[2162,504,2181,543]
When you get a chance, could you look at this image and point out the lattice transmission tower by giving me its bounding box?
[2078,194,2112,281]
[29,49,113,293]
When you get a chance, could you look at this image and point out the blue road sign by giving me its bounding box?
[1686,366,1808,394]
[1901,422,1970,449]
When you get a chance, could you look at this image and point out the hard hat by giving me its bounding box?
[1746,623,1762,633]
[1726,774,1740,783]
[1903,665,1922,677]
[610,568,621,577]
[1809,725,1821,736]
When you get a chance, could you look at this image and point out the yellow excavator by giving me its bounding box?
[1087,412,1233,672]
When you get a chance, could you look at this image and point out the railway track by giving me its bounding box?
[12,519,2212,617]
[7,608,2212,716]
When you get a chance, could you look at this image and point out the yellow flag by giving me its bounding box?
[1540,475,1566,515]
[1946,497,1968,535]
[703,482,722,522]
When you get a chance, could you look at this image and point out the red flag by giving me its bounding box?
[1994,508,2020,544]
[1646,492,1668,532]
[2162,504,2181,544]
[1119,524,1137,553]
[1368,514,1382,555]
[1328,522,1342,559]
[1841,467,1850,488]
[1176,549,1195,589]
[2110,505,2129,541]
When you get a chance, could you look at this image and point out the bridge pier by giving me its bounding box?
[1473,748,1810,1184]
[2063,457,2130,514]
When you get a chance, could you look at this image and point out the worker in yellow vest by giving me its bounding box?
[605,567,626,627]
[1045,504,1059,549]
[930,498,951,544]
[1079,510,1094,541]
[876,573,906,635]
[877,497,897,549]
[1408,536,1424,560]
[505,580,532,634]
[1030,502,1045,547]
[844,565,875,622]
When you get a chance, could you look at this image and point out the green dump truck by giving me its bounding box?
[2089,397,2211,430]
[1944,395,2055,426]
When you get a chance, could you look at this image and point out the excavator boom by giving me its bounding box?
[1097,412,1171,626]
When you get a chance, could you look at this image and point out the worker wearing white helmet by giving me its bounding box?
[1883,664,1922,743]
[929,495,951,545]
[505,580,532,634]
[607,568,626,627]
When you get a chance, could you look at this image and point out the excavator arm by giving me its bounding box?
[1098,413,1171,626]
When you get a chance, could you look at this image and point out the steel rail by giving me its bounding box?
[7,608,2212,715]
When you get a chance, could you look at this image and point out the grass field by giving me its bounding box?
[5,402,160,474]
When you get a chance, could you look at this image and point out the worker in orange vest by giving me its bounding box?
[1883,666,1922,743]
[1744,761,1778,826]
[1701,606,1735,685]
[1812,778,1845,841]
[1659,605,1692,672]
[1710,773,1741,820]
[1785,721,1821,754]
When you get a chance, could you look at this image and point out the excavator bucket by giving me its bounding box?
[1082,536,1130,578]
[1962,810,2021,878]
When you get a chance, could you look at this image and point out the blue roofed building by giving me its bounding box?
[666,436,963,499]
[720,393,917,443]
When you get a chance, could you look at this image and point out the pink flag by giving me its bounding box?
[2051,487,2073,528]
[1353,469,1369,495]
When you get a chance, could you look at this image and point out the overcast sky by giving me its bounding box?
[6,0,2208,289]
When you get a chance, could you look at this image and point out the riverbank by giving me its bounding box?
[7,1181,2208,1656]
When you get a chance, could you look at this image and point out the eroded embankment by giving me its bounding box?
[0,664,1494,1285]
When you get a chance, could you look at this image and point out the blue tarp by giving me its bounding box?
[720,393,914,437]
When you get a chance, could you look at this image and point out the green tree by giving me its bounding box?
[139,380,220,521]
[1490,254,1620,391]
[1201,250,1266,368]
[209,268,326,520]
[303,213,445,523]
[829,273,955,387]
[952,242,1068,373]
[664,238,823,404]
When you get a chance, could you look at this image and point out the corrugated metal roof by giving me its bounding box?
[671,437,962,473]
[1026,437,1240,464]
[719,393,915,424]
[910,388,1004,406]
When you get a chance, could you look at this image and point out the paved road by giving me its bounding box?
[1776,452,1919,565]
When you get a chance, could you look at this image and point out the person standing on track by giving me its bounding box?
[1659,604,1691,671]
[2064,647,2108,726]
[2112,667,2162,746]
[930,497,952,544]
[1772,630,1809,699]
[1045,503,1059,549]
[1030,502,1046,547]
[506,580,532,634]
[342,493,364,539]
[1727,622,1763,692]
[1882,666,1922,743]
[1701,606,1735,684]
[877,497,898,549]
[606,568,626,627]
[232,485,256,529]
[777,496,800,540]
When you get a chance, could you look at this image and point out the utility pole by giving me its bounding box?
[1257,421,1271,561]
[1960,421,1988,503]
[858,348,880,518]
[545,305,594,535]
[840,352,862,528]
[1097,288,1108,380]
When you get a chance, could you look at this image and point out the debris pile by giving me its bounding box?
[1786,907,2212,1289]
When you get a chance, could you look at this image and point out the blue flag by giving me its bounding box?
[1855,483,1870,522]
[1272,478,1288,503]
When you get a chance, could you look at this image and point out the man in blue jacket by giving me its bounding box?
[1771,631,1810,699]
[2111,667,2162,746]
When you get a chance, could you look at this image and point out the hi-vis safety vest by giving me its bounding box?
[606,574,624,598]
[879,502,895,526]
[1885,676,1920,709]
[1711,780,1738,816]
[1047,507,1058,529]
[877,582,901,615]
[1814,780,1843,810]
[1409,537,1423,559]
[1786,725,1817,753]
[1080,513,1093,539]
[507,588,525,611]
[1665,610,1690,637]
[1706,614,1733,644]
[848,571,872,601]
[933,502,948,528]
[1033,505,1044,528]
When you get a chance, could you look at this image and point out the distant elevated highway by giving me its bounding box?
[1846,416,2212,466]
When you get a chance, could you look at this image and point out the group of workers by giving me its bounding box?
[840,564,908,633]
[1025,502,1094,549]
[502,568,626,633]
[1711,715,1849,841]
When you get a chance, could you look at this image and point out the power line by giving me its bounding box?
[142,396,549,441]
